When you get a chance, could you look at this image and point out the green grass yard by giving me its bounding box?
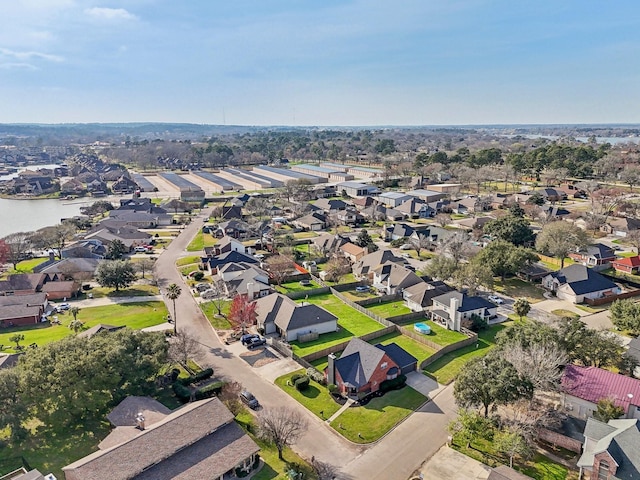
[88,284,160,298]
[176,255,202,266]
[0,302,168,352]
[274,279,321,294]
[275,370,341,420]
[329,386,427,443]
[423,323,508,384]
[494,277,546,303]
[365,300,412,318]
[370,331,437,364]
[411,320,468,347]
[200,300,232,329]
[3,257,50,275]
[186,232,217,252]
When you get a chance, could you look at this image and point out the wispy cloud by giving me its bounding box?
[0,62,38,70]
[84,7,137,21]
[0,48,63,62]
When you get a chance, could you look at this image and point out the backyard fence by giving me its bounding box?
[386,311,427,325]
[354,294,400,307]
[330,287,391,326]
[418,335,478,370]
[286,286,331,300]
[299,325,397,363]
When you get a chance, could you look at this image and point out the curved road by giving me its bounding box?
[153,209,456,480]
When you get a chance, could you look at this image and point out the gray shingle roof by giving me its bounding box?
[549,264,617,295]
[432,291,495,312]
[254,293,337,332]
[335,338,386,389]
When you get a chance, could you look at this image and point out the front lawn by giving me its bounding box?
[365,300,412,318]
[551,309,580,319]
[0,301,168,352]
[186,232,217,252]
[89,284,160,298]
[200,300,232,329]
[330,386,427,443]
[369,331,437,364]
[275,370,341,420]
[423,323,508,384]
[494,277,546,303]
[410,320,468,347]
[1,257,50,277]
[176,255,202,266]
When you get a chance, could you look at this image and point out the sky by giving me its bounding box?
[1,0,639,126]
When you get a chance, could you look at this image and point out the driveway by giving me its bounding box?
[416,445,491,480]
[580,310,614,330]
[533,299,588,317]
[405,371,445,398]
[152,208,458,480]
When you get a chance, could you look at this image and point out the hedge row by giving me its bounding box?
[380,374,407,393]
[173,379,225,402]
[177,367,214,386]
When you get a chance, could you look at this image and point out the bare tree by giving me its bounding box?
[258,407,308,460]
[323,256,351,283]
[265,255,294,286]
[497,399,561,442]
[440,230,469,262]
[435,213,451,228]
[626,229,640,254]
[312,459,342,480]
[136,257,156,279]
[409,233,431,259]
[218,380,243,415]
[168,331,203,373]
[501,343,568,392]
[2,232,32,269]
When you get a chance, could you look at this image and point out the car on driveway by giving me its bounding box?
[488,295,504,305]
[246,336,267,350]
[240,390,260,409]
[355,286,370,292]
[399,244,412,250]
[241,333,260,345]
[200,289,217,300]
[57,302,71,311]
[195,283,211,292]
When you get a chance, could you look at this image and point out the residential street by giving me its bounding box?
[153,208,458,480]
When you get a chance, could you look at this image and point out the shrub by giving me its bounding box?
[469,314,487,332]
[306,367,325,384]
[294,375,310,391]
[379,374,406,393]
[291,373,305,384]
[390,238,407,248]
[178,367,214,386]
[172,382,192,401]
[194,380,224,400]
[327,383,337,393]
[192,271,204,281]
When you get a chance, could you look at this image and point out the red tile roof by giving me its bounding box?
[613,255,640,267]
[562,365,640,413]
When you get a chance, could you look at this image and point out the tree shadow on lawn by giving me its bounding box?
[355,386,426,412]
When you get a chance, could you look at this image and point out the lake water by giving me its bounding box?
[0,197,94,238]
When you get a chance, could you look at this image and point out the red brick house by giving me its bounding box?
[0,293,48,327]
[326,338,416,397]
[612,255,640,275]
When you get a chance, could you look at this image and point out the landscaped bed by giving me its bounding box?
[200,299,232,329]
[275,370,341,420]
[0,301,168,352]
[422,323,508,385]
[365,300,412,318]
[329,386,427,443]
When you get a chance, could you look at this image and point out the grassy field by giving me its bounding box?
[0,301,168,353]
[275,370,341,420]
[365,300,412,318]
[89,284,160,298]
[423,323,508,384]
[330,386,427,443]
[410,320,468,347]
[291,293,386,357]
[186,232,217,252]
[200,299,232,329]
[2,257,50,276]
[494,277,546,303]
[176,255,202,266]
[370,331,437,364]
[551,309,580,319]
[274,279,321,294]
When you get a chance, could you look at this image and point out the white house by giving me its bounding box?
[430,291,497,331]
[542,264,620,304]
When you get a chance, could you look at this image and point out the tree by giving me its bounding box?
[473,241,538,282]
[557,317,623,368]
[9,334,24,350]
[258,407,308,460]
[618,353,639,378]
[30,223,76,256]
[625,229,640,254]
[610,298,640,336]
[355,229,377,252]
[2,232,32,269]
[69,306,80,321]
[448,409,493,449]
[106,239,127,260]
[494,427,531,469]
[454,353,533,417]
[0,369,26,440]
[136,257,156,279]
[80,200,114,217]
[323,257,351,283]
[0,239,9,265]
[594,398,625,423]
[68,319,84,334]
[500,342,568,391]
[228,293,257,332]
[95,260,137,291]
[166,283,182,335]
[265,255,293,286]
[424,255,458,282]
[535,221,589,268]
[455,262,494,295]
[440,230,469,262]
[513,298,531,321]
[312,459,340,480]
[435,213,451,228]
[218,380,243,415]
[409,234,430,259]
[483,215,534,246]
[168,331,203,373]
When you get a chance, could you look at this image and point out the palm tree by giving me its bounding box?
[69,306,80,322]
[166,283,182,335]
[68,319,84,334]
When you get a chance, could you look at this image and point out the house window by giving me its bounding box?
[380,362,388,369]
[597,460,609,479]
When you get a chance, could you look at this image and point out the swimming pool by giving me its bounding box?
[414,322,431,334]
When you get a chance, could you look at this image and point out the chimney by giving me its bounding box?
[49,250,55,262]
[247,282,255,300]
[450,296,460,332]
[327,353,336,386]
[135,412,146,430]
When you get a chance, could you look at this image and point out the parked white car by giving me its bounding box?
[488,295,504,305]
